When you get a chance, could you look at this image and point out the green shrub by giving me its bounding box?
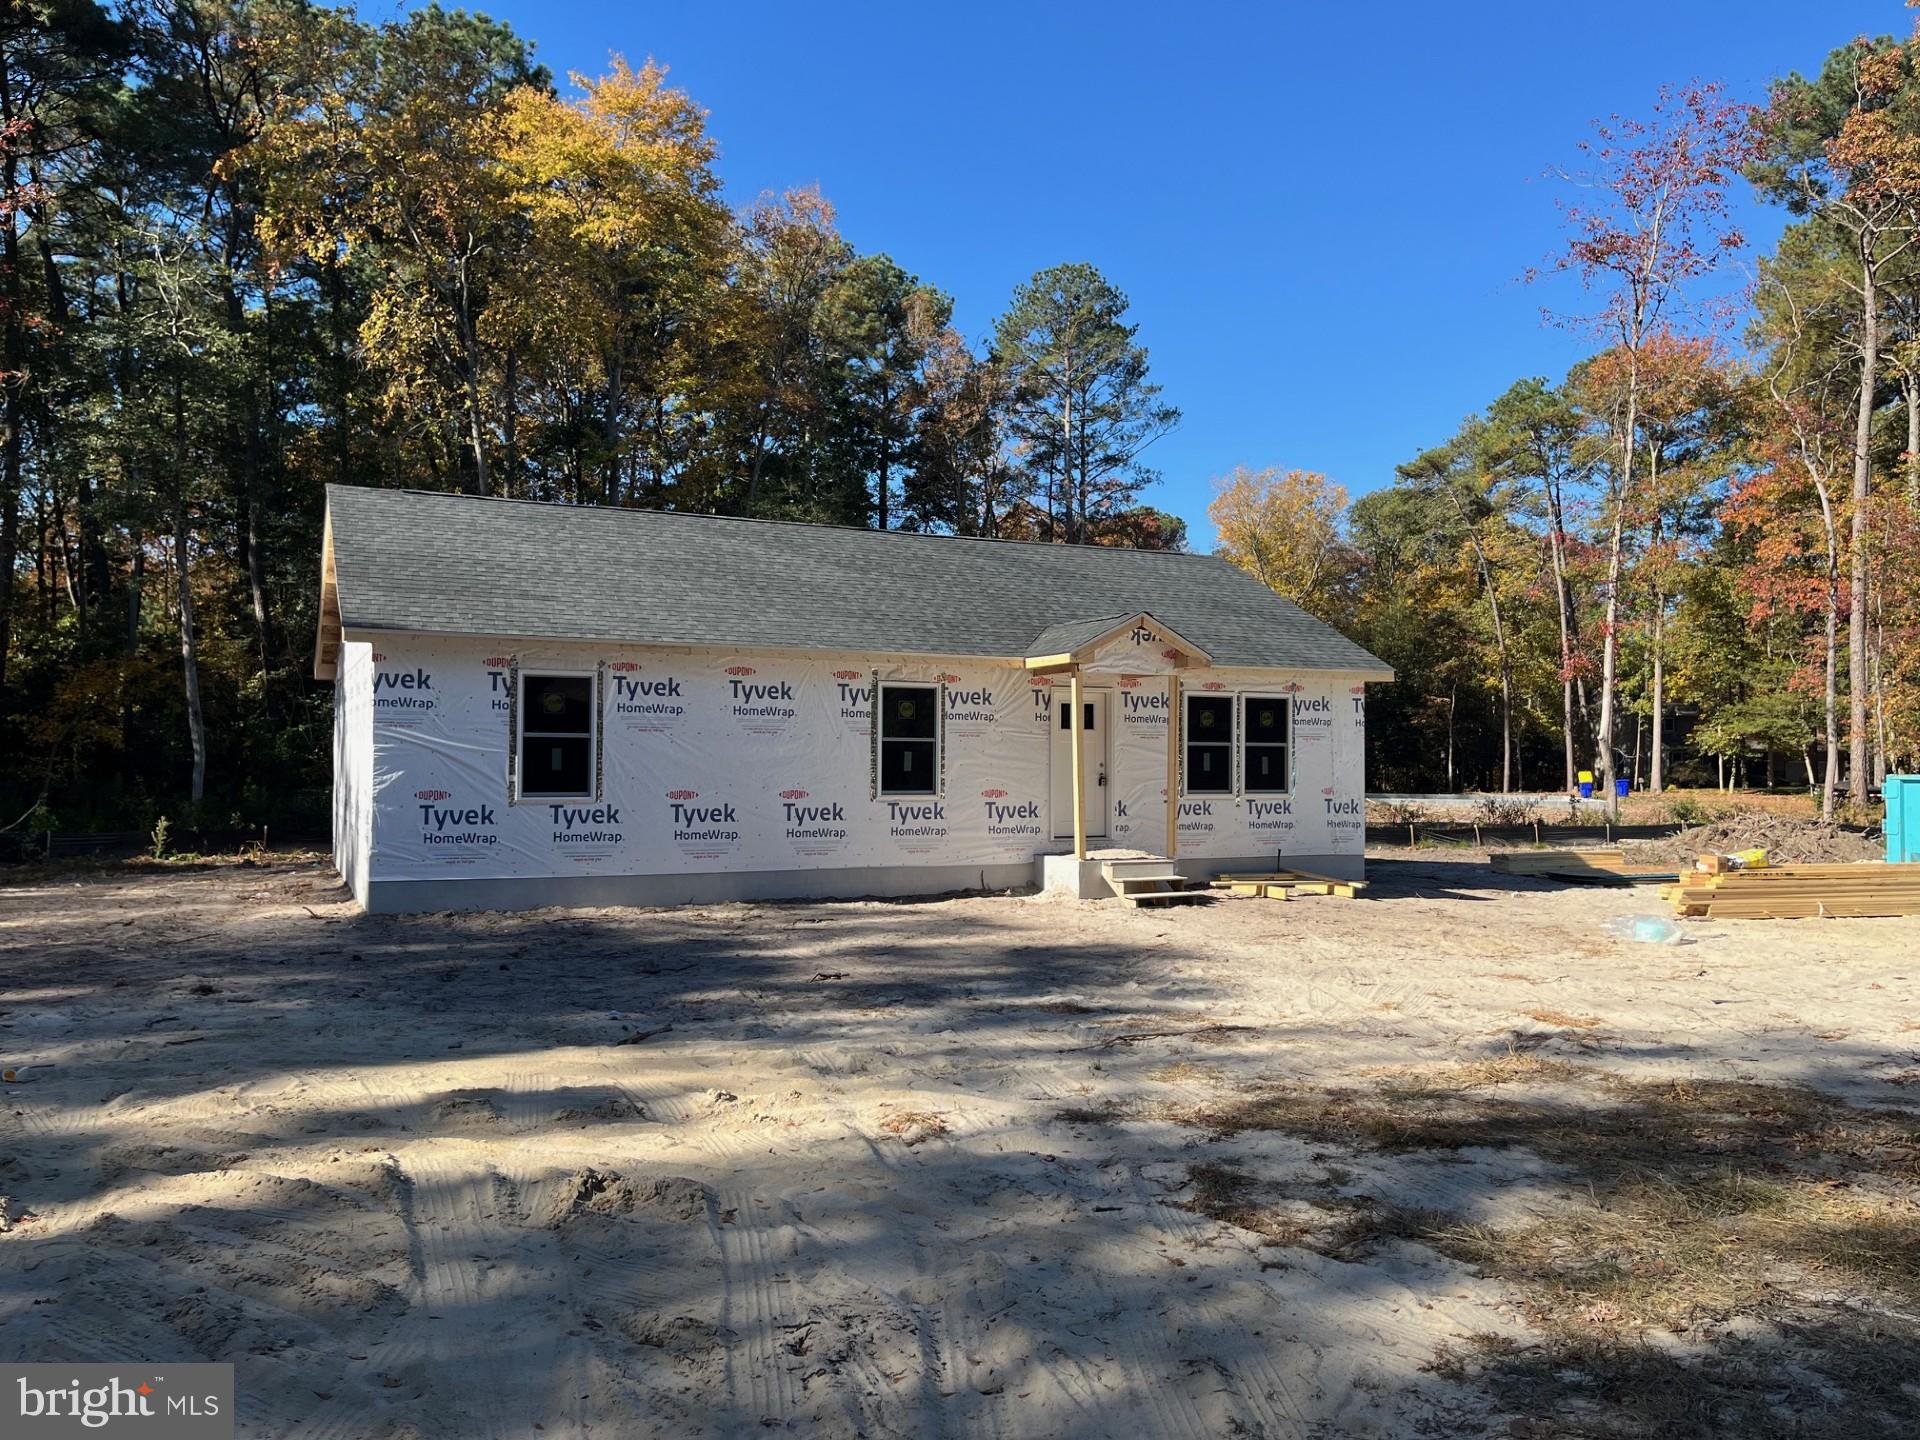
[1668,794,1716,826]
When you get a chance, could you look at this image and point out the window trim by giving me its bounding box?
[1181,689,1236,797]
[1238,692,1294,796]
[875,679,943,799]
[513,667,600,803]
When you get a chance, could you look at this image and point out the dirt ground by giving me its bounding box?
[2,852,1917,1438]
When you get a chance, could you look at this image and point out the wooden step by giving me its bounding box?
[1104,868,1184,886]
[1125,889,1201,907]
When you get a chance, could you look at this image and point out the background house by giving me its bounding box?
[316,486,1392,912]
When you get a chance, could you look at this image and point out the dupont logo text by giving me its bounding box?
[667,789,740,850]
[779,787,847,842]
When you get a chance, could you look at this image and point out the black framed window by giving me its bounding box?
[878,683,939,795]
[1241,696,1290,793]
[1185,693,1233,794]
[518,672,596,799]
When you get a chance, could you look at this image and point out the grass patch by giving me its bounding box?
[1181,1161,1448,1260]
[1170,1060,1920,1438]
[1148,1059,1227,1087]
[876,1109,947,1145]
[1523,1008,1606,1030]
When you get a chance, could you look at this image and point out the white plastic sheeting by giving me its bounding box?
[330,640,374,903]
[349,631,1368,884]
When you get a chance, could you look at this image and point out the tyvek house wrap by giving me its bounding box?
[357,634,1368,884]
[331,640,375,904]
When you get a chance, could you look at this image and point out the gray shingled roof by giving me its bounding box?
[1024,614,1155,658]
[322,485,1392,675]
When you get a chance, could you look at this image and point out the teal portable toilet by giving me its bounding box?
[1889,775,1920,863]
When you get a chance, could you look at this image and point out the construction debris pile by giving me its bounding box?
[1623,814,1880,866]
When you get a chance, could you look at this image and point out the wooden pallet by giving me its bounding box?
[1211,869,1368,900]
[1661,861,1920,919]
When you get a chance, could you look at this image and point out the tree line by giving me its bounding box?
[7,4,1920,839]
[0,0,1182,835]
[1217,41,1920,815]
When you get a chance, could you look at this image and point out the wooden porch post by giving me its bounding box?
[1069,669,1087,860]
[1165,674,1180,858]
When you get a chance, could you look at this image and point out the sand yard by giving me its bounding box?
[2,853,1917,1438]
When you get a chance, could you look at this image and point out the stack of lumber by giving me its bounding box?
[1488,849,1679,885]
[1660,861,1920,919]
[1210,869,1368,900]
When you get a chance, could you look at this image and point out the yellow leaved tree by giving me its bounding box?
[1207,465,1354,620]
[494,58,732,503]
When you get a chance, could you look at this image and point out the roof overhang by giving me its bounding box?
[1023,611,1212,673]
[314,507,342,681]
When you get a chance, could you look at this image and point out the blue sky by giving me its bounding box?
[407,0,1898,547]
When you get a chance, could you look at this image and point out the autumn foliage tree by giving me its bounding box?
[0,2,1196,834]
[1207,466,1353,620]
[1754,33,1920,795]
[1535,81,1756,809]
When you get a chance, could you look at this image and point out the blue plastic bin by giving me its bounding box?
[1615,777,1631,798]
[1889,775,1920,863]
[1577,781,1594,799]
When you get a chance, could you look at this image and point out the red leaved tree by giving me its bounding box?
[1534,82,1757,811]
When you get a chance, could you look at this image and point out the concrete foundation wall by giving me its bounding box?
[360,860,1040,914]
[1176,852,1362,883]
[1040,852,1363,899]
[359,850,1365,914]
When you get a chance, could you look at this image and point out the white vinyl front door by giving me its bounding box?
[1049,689,1109,840]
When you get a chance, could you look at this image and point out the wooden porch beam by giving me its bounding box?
[1070,670,1087,861]
[1165,674,1180,858]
